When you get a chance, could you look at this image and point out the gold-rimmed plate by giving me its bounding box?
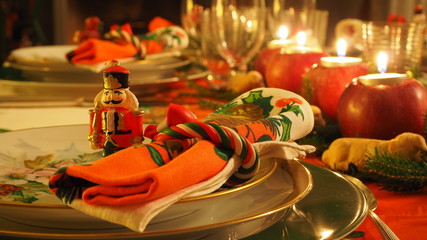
[5,45,192,83]
[0,159,369,240]
[6,45,188,71]
[0,158,311,240]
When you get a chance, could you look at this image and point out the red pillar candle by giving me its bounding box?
[302,38,368,120]
[265,48,326,93]
[338,52,427,139]
[303,56,368,120]
[338,75,427,139]
[265,31,327,94]
[255,25,291,79]
[255,47,282,79]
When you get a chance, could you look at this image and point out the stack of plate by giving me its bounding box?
[0,125,368,240]
[1,45,209,99]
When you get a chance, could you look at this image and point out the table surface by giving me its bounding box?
[0,81,426,240]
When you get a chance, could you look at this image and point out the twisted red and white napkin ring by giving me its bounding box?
[155,121,259,186]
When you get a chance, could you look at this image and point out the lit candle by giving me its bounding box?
[265,30,327,93]
[302,38,368,119]
[257,25,291,78]
[320,38,362,67]
[267,25,292,48]
[338,50,426,139]
[358,51,408,86]
[286,31,322,53]
[278,25,289,40]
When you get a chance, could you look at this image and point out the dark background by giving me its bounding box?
[0,0,396,64]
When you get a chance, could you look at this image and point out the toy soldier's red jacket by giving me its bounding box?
[89,107,143,150]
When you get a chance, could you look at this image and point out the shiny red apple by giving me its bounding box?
[303,63,368,120]
[338,77,427,139]
[265,49,327,93]
[255,47,281,78]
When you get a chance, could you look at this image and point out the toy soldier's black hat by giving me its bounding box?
[102,60,130,89]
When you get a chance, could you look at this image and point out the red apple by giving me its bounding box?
[255,47,281,78]
[303,63,368,120]
[338,77,427,139]
[265,49,327,93]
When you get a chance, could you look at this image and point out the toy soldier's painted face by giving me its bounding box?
[101,89,127,107]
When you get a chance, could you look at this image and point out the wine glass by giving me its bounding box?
[180,0,212,49]
[211,0,266,74]
[181,0,231,82]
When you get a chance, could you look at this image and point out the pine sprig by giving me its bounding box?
[365,149,427,192]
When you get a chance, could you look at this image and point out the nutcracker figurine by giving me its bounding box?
[88,60,144,156]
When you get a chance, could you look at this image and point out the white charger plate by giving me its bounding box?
[0,157,309,240]
[0,160,367,240]
[5,45,192,83]
[0,125,305,234]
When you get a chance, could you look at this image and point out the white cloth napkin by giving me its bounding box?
[68,141,315,232]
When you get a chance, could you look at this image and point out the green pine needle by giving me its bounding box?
[365,149,427,192]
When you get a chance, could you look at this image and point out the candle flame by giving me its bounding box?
[246,19,253,29]
[277,25,289,40]
[377,51,388,73]
[296,31,307,47]
[336,38,347,57]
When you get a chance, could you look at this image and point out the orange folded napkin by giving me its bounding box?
[49,87,315,232]
[148,16,175,32]
[67,147,242,232]
[51,139,230,206]
[66,39,138,65]
[66,17,189,67]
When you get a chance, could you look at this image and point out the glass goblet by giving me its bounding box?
[211,0,266,75]
[181,0,212,49]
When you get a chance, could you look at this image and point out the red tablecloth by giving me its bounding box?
[303,157,427,240]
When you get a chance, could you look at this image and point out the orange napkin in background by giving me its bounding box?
[140,39,164,55]
[66,17,183,66]
[148,16,174,32]
[66,39,137,65]
[48,88,316,231]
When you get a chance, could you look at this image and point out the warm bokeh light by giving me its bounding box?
[336,38,347,57]
[277,25,289,40]
[377,51,388,73]
[296,31,307,47]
